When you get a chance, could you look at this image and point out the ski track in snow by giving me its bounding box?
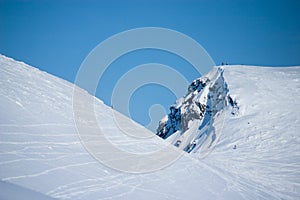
[0,55,300,199]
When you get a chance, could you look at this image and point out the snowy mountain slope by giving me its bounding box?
[203,66,300,199]
[157,64,300,199]
[0,180,56,200]
[1,54,299,199]
[0,54,243,200]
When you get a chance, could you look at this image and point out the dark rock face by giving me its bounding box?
[156,68,230,153]
[157,106,181,139]
[156,76,209,139]
[227,95,239,116]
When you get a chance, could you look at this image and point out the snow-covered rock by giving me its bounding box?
[158,64,300,199]
[1,54,299,199]
[157,67,229,156]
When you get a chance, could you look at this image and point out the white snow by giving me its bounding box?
[0,54,299,199]
[202,66,300,199]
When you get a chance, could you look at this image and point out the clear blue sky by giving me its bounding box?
[1,0,300,131]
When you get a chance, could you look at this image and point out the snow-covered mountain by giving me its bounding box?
[157,64,300,198]
[0,54,299,199]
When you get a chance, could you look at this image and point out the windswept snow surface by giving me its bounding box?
[0,55,241,199]
[0,54,299,199]
[204,66,300,199]
[157,64,300,199]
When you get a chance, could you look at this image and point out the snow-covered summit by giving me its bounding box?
[1,54,300,199]
[157,63,300,198]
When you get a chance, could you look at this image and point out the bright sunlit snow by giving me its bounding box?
[0,55,299,199]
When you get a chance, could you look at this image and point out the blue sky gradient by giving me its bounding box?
[1,0,299,130]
